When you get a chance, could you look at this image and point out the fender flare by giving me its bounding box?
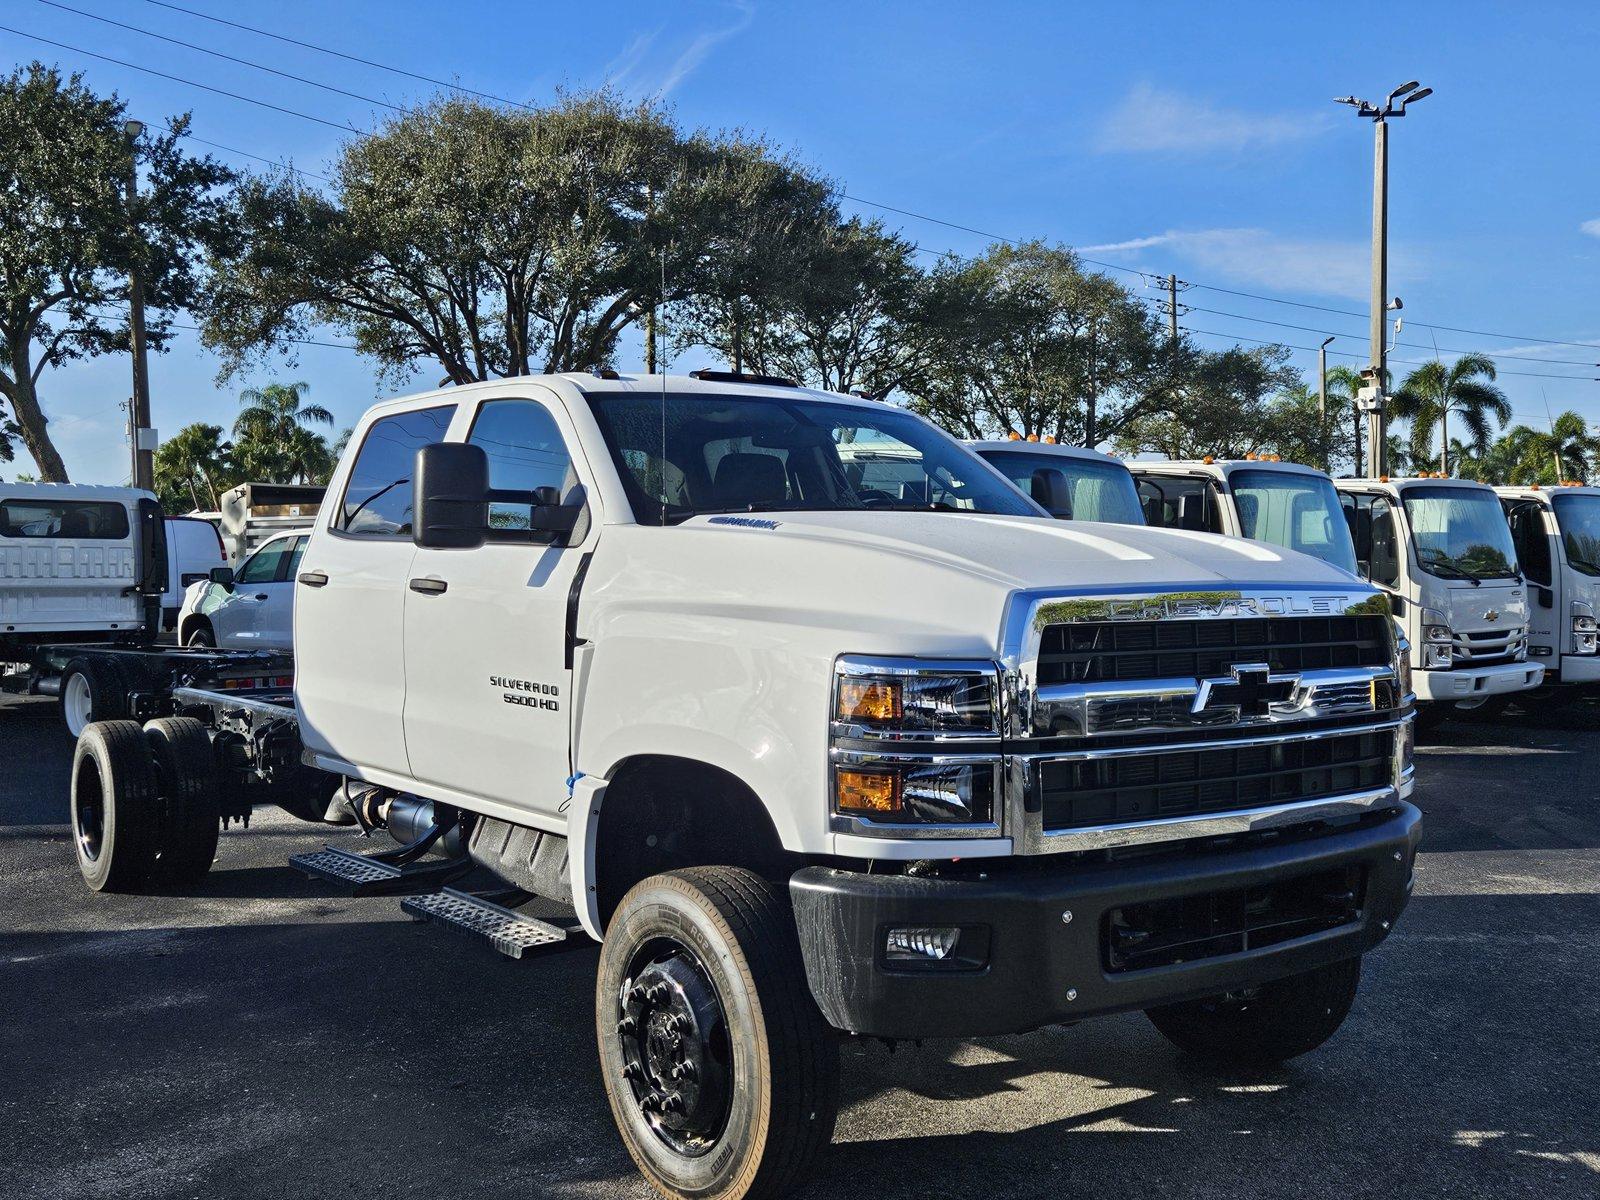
[565,773,609,939]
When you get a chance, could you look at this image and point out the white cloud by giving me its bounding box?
[1081,227,1401,301]
[604,2,755,101]
[1581,218,1600,238]
[1096,83,1331,154]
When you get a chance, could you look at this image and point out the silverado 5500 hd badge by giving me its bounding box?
[490,675,559,711]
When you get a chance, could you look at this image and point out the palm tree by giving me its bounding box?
[232,381,334,483]
[1390,354,1510,475]
[1496,412,1600,485]
[153,423,233,511]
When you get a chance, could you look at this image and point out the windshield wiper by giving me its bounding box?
[1420,552,1483,584]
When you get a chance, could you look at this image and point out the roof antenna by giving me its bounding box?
[660,245,669,526]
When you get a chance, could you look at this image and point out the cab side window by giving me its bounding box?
[336,405,458,537]
[237,538,292,584]
[1504,500,1551,585]
[1136,477,1220,533]
[467,398,583,542]
[1341,493,1401,588]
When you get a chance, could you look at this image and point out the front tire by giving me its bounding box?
[597,867,840,1200]
[1145,956,1362,1066]
[71,721,161,892]
[184,623,215,648]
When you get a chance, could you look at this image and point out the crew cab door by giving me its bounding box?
[401,393,596,822]
[295,403,458,778]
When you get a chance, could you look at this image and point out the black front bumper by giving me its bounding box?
[790,803,1421,1039]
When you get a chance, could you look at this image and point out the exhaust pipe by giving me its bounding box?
[381,793,463,858]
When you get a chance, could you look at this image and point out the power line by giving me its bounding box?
[0,22,364,132]
[26,9,1599,371]
[140,0,537,110]
[37,1,407,114]
[175,131,333,183]
[1182,325,1596,381]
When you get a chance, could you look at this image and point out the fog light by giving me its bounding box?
[1422,643,1453,670]
[886,926,960,961]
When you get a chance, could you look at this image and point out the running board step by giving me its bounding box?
[401,887,579,960]
[289,845,470,896]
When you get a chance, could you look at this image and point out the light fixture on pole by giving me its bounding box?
[1336,81,1430,478]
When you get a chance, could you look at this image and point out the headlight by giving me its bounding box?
[831,656,1003,836]
[1423,624,1452,645]
[833,657,999,738]
[1572,603,1598,654]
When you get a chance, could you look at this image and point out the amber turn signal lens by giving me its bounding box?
[838,678,902,724]
[836,768,901,814]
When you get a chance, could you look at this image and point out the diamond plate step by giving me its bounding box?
[401,887,575,960]
[289,845,468,896]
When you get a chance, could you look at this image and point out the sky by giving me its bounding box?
[5,0,1600,485]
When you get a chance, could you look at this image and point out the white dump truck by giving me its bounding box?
[967,437,1145,523]
[1496,483,1600,704]
[1333,476,1542,724]
[69,372,1420,1199]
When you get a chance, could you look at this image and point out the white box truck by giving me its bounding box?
[68,373,1421,1199]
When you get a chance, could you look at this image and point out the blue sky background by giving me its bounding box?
[5,0,1600,484]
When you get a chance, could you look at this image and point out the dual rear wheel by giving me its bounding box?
[71,718,221,891]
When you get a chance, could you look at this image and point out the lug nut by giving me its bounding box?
[622,1060,643,1082]
[1061,910,1073,924]
[662,1092,686,1114]
[1066,988,1078,1002]
[617,1015,638,1036]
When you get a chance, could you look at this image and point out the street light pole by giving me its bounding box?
[1337,82,1431,478]
[123,119,154,492]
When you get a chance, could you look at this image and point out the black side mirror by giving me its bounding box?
[528,485,582,539]
[1029,468,1073,518]
[414,442,490,549]
[209,566,235,589]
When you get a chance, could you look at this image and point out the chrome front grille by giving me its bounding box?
[1451,627,1524,666]
[1000,586,1410,855]
[1036,615,1391,685]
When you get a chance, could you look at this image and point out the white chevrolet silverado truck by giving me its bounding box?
[1333,476,1542,725]
[69,372,1420,1200]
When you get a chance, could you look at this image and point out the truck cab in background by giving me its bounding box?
[1128,457,1361,576]
[1496,484,1600,698]
[967,437,1145,523]
[1334,477,1542,723]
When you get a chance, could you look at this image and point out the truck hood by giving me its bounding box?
[680,511,1365,592]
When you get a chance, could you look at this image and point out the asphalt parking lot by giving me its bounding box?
[3,694,1598,1200]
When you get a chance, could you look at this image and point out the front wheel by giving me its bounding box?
[59,658,129,738]
[596,867,840,1200]
[1145,956,1362,1066]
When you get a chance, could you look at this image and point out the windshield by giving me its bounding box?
[1402,485,1519,580]
[586,392,1040,523]
[1552,493,1600,576]
[1229,469,1357,574]
[973,448,1144,524]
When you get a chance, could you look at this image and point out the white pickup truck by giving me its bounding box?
[1334,476,1542,724]
[69,372,1420,1200]
[1497,484,1600,704]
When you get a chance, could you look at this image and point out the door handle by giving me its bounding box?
[298,571,329,588]
[409,577,448,595]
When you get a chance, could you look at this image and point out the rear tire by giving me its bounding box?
[1145,956,1362,1066]
[144,717,220,884]
[71,721,161,892]
[59,658,129,738]
[597,867,840,1200]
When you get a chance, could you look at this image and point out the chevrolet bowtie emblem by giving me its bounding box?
[1192,662,1299,718]
[1483,609,1500,622]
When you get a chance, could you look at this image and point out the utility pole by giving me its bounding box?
[1318,336,1334,424]
[1166,274,1179,344]
[123,119,154,492]
[1338,81,1431,478]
